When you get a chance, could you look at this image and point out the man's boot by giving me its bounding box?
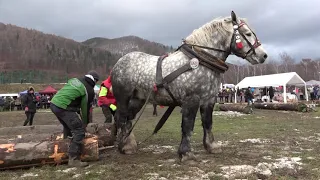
[68,156,88,167]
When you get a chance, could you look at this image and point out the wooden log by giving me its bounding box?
[0,123,115,147]
[253,102,309,112]
[0,123,116,170]
[86,123,116,147]
[214,103,252,114]
[0,133,98,170]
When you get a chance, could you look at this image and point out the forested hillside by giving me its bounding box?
[0,22,119,83]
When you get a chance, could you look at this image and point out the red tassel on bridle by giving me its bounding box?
[234,22,244,49]
[236,41,243,49]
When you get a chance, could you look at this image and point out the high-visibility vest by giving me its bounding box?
[98,76,116,107]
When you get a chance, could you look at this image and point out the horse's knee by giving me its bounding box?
[128,98,145,120]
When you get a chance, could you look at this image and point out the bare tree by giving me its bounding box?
[313,58,320,80]
[300,58,312,80]
[279,52,295,72]
[267,58,280,74]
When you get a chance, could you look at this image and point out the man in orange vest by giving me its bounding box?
[98,75,117,124]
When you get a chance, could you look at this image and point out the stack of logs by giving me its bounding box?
[215,102,314,114]
[0,123,115,170]
[215,103,252,114]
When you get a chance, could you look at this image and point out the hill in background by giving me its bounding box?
[0,23,173,84]
[83,36,174,56]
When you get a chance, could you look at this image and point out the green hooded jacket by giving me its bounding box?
[51,77,95,124]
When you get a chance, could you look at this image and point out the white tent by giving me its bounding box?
[235,72,308,103]
[305,80,320,86]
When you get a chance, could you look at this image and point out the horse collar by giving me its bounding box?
[178,44,229,73]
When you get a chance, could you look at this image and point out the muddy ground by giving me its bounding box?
[1,105,320,180]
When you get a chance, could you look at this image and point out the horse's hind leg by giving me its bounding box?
[152,103,157,116]
[200,99,222,153]
[113,85,132,154]
[178,95,200,161]
[119,95,146,154]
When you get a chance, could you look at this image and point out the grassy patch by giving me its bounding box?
[1,106,320,179]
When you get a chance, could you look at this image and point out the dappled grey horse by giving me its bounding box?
[111,11,268,160]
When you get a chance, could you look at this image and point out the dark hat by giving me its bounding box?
[87,70,100,82]
[29,86,34,91]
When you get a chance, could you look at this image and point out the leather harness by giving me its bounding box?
[151,19,262,135]
[154,43,229,103]
[152,43,229,134]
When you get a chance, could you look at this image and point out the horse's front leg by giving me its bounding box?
[178,96,200,161]
[200,100,222,153]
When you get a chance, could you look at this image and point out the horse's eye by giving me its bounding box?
[246,33,252,36]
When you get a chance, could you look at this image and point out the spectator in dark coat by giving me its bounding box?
[0,97,4,112]
[237,87,243,102]
[245,86,254,105]
[268,86,274,102]
[23,87,38,126]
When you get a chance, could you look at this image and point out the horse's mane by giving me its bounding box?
[185,16,248,45]
[167,16,248,56]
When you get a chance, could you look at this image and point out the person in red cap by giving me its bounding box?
[98,75,117,125]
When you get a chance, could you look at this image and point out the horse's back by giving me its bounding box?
[112,51,159,88]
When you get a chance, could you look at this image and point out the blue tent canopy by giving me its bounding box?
[19,90,28,95]
[19,90,40,96]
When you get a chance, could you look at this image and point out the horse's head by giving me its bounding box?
[185,11,268,65]
[228,11,267,64]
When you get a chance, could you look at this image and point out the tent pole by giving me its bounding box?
[304,83,308,101]
[283,84,287,103]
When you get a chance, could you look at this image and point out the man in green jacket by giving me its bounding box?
[50,70,99,167]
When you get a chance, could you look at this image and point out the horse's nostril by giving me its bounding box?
[263,54,268,59]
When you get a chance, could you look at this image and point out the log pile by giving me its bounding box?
[0,123,115,170]
[214,102,315,113]
[214,103,252,114]
[253,102,314,112]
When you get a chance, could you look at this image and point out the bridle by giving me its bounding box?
[230,20,261,59]
[182,19,261,60]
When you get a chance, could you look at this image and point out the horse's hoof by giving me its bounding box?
[120,133,137,155]
[206,142,222,154]
[180,152,198,162]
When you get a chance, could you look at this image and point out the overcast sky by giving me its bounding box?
[0,0,319,64]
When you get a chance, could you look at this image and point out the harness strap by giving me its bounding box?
[152,105,176,134]
[155,54,168,86]
[161,63,193,87]
[155,55,193,104]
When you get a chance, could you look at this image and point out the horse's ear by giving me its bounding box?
[231,11,237,22]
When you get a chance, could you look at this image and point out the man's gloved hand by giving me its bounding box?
[110,104,117,111]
